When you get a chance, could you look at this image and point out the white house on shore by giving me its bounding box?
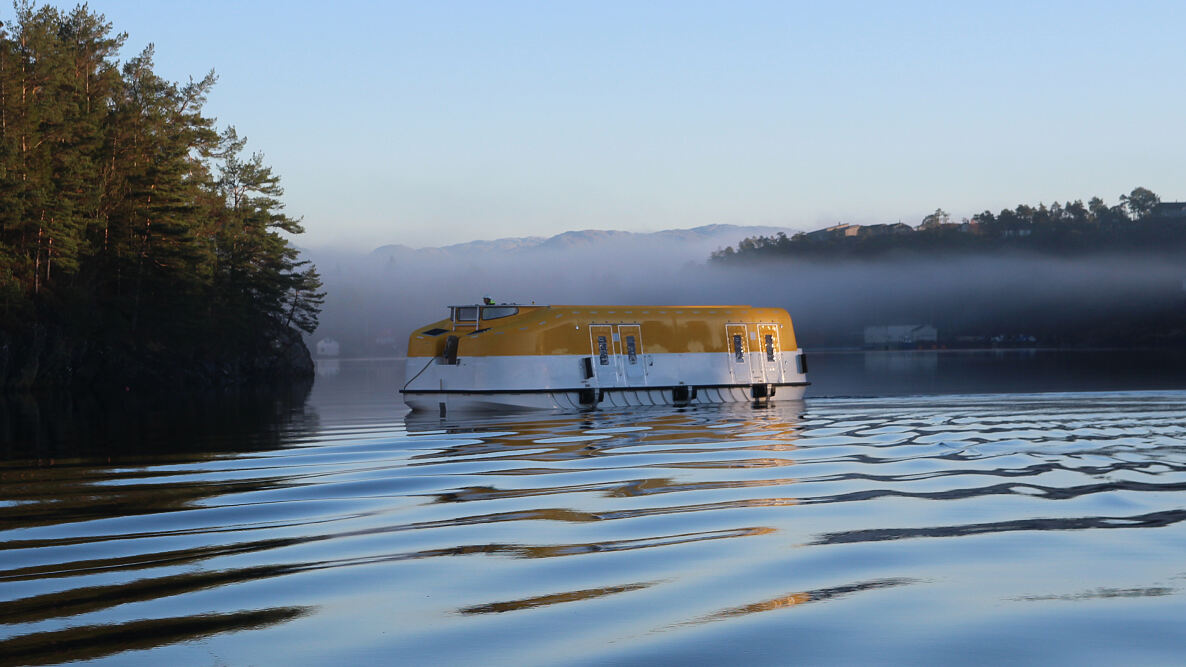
[315,338,341,357]
[864,325,938,348]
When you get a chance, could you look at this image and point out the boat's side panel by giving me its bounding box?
[403,351,807,393]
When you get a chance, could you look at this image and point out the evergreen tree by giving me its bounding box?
[0,3,322,389]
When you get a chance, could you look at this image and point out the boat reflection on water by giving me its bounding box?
[402,400,808,434]
[672,577,915,629]
[401,401,815,627]
[401,400,808,463]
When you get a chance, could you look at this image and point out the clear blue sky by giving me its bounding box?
[71,0,1186,249]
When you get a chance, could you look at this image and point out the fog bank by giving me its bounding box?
[305,241,1186,355]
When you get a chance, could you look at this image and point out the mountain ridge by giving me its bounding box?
[371,223,800,257]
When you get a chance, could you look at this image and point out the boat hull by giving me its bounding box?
[403,382,808,414]
[401,304,809,414]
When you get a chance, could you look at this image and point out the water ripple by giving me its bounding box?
[4,390,1186,664]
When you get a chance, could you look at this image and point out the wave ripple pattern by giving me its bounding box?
[4,392,1186,665]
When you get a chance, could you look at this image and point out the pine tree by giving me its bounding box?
[207,132,323,353]
[0,3,322,388]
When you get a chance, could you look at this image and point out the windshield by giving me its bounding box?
[480,306,518,320]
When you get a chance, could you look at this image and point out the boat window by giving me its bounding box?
[597,336,609,365]
[422,328,448,336]
[733,334,745,362]
[481,306,518,320]
[765,334,775,361]
[453,306,478,322]
[625,336,637,364]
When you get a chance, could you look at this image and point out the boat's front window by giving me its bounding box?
[452,306,478,322]
[480,306,518,320]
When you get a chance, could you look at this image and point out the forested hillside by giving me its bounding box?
[711,187,1184,262]
[709,188,1186,348]
[0,3,323,389]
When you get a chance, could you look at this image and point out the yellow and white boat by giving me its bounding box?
[401,303,809,414]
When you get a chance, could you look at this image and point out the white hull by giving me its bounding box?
[403,383,807,414]
[402,341,809,415]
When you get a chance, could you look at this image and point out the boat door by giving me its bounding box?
[725,324,753,383]
[617,324,646,385]
[757,324,783,383]
[589,325,618,386]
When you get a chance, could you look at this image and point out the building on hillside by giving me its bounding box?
[804,223,861,241]
[1151,202,1186,221]
[864,324,938,349]
[859,223,913,236]
[374,329,398,349]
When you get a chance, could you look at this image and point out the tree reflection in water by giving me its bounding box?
[0,607,309,666]
[0,378,314,462]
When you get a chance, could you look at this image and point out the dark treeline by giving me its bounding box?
[0,3,323,390]
[712,187,1183,261]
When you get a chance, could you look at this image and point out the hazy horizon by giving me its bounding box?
[306,233,1186,358]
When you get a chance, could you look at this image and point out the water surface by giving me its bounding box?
[3,353,1186,665]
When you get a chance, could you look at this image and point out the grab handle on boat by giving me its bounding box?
[443,335,459,365]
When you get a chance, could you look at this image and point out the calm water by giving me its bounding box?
[4,351,1186,665]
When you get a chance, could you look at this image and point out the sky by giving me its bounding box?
[62,0,1186,249]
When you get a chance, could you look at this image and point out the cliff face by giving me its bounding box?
[0,324,314,392]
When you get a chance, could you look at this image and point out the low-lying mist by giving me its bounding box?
[305,241,1186,355]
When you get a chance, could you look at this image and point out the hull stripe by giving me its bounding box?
[401,382,810,396]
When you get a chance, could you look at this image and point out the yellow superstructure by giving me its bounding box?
[407,305,800,358]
